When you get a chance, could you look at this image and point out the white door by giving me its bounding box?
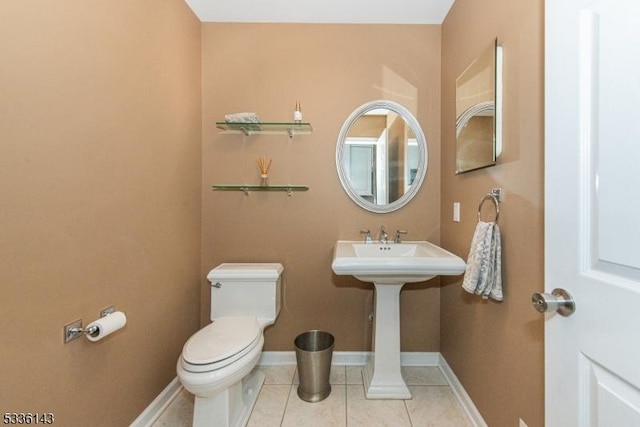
[545,0,640,425]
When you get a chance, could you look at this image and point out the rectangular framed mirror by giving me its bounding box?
[455,39,503,174]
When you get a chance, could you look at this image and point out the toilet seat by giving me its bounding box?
[181,317,261,373]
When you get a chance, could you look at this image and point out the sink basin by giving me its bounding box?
[331,240,465,399]
[331,240,466,284]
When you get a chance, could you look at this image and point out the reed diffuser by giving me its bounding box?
[256,156,272,186]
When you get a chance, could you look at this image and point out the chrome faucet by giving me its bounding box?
[378,226,388,244]
[394,229,407,243]
[360,229,372,243]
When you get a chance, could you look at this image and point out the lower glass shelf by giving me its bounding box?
[212,184,309,195]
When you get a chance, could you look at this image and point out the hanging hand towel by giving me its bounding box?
[462,221,503,301]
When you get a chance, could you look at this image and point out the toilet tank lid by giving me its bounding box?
[207,263,284,281]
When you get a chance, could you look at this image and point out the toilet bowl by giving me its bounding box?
[176,263,283,427]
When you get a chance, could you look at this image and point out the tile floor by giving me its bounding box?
[153,365,473,426]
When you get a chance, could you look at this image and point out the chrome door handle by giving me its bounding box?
[531,288,575,317]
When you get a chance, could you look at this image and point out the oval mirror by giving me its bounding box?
[336,100,428,213]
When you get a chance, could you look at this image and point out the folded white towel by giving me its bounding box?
[224,112,261,123]
[462,220,503,301]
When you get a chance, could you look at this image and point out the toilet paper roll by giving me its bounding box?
[86,311,127,342]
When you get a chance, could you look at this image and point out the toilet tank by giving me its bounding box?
[207,263,283,324]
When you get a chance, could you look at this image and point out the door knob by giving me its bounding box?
[531,288,575,317]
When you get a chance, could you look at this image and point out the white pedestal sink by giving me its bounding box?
[331,240,466,399]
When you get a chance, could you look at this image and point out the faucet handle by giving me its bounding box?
[360,229,372,243]
[395,229,407,243]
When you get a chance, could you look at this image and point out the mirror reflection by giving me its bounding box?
[336,100,427,213]
[455,39,502,174]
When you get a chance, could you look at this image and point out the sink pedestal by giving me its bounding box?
[363,282,411,399]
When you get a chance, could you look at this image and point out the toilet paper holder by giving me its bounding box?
[64,306,115,343]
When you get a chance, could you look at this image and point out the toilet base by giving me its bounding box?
[193,368,265,427]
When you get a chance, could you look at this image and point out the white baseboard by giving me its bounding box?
[258,350,370,366]
[401,351,440,366]
[257,351,297,365]
[438,355,488,427]
[258,351,440,366]
[129,377,182,427]
[132,352,486,427]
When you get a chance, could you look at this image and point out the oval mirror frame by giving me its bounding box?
[335,100,428,213]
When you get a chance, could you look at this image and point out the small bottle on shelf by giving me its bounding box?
[294,101,303,123]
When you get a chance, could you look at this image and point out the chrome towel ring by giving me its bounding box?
[477,189,502,223]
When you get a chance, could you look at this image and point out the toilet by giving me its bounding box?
[176,263,283,427]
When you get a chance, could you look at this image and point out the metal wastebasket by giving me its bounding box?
[294,330,335,402]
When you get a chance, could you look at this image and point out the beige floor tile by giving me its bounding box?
[152,388,193,427]
[331,365,347,384]
[346,385,412,427]
[405,386,472,427]
[247,384,290,427]
[259,365,296,385]
[346,366,364,385]
[402,366,448,386]
[281,384,347,427]
[153,365,475,427]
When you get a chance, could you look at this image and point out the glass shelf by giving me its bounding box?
[215,122,313,138]
[212,184,309,195]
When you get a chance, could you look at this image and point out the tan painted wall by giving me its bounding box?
[201,24,443,352]
[0,1,202,425]
[440,1,545,426]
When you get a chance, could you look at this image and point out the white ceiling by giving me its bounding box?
[184,0,455,24]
